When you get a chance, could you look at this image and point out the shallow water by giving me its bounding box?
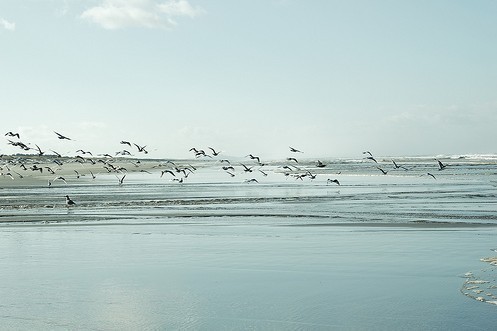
[1,156,497,329]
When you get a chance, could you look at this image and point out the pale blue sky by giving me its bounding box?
[1,0,496,159]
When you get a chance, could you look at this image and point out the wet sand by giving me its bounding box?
[2,155,497,329]
[1,221,497,330]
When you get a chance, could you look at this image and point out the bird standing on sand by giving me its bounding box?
[65,195,76,207]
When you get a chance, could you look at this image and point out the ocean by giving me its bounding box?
[1,154,497,329]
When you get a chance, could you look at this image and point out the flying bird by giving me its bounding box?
[50,150,62,157]
[241,164,253,173]
[33,144,44,156]
[392,160,408,170]
[437,160,447,171]
[208,147,221,156]
[54,176,68,184]
[5,132,20,139]
[161,170,176,178]
[117,174,126,185]
[247,154,260,163]
[134,143,148,154]
[54,131,72,140]
[316,160,327,168]
[426,172,437,180]
[327,179,340,185]
[377,167,388,175]
[289,146,303,153]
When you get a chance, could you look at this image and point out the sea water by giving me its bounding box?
[1,155,497,329]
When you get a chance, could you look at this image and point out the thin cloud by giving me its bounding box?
[0,18,16,31]
[80,0,204,30]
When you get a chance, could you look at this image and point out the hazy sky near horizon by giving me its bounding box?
[1,0,497,159]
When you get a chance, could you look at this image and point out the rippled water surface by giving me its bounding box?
[1,156,497,329]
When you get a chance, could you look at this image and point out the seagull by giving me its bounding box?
[76,149,93,156]
[426,172,437,180]
[247,154,260,163]
[240,164,253,173]
[1,172,14,180]
[30,165,43,173]
[65,195,76,207]
[33,144,44,156]
[54,131,72,140]
[327,179,340,185]
[392,160,408,170]
[45,167,55,174]
[377,167,388,175]
[363,151,373,157]
[244,178,259,184]
[134,143,148,154]
[117,174,126,185]
[54,176,68,184]
[316,160,327,168]
[5,132,20,139]
[161,170,176,177]
[208,147,221,156]
[120,141,132,146]
[50,150,62,157]
[366,156,378,163]
[437,160,447,171]
[286,157,298,163]
[289,146,303,153]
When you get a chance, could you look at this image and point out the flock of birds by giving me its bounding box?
[1,130,450,207]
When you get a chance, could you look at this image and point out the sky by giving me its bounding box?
[1,0,497,160]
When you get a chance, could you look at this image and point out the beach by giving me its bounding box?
[1,155,497,330]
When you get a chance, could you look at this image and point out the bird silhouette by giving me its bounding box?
[117,174,126,185]
[134,143,148,154]
[392,160,408,170]
[377,167,388,175]
[5,132,20,139]
[247,154,261,163]
[327,179,340,185]
[208,147,221,156]
[437,160,447,170]
[54,131,72,140]
[241,164,253,173]
[65,195,76,207]
[316,160,327,168]
[289,146,303,153]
